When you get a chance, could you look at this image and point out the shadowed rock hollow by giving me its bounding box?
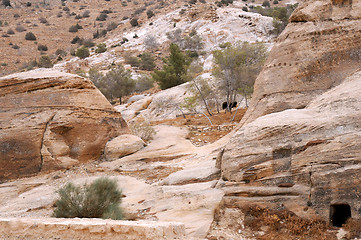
[0,69,128,181]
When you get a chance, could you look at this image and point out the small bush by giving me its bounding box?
[15,25,26,32]
[82,38,95,48]
[11,44,20,49]
[37,44,48,51]
[38,55,53,68]
[129,121,155,142]
[130,18,138,27]
[96,13,108,21]
[139,52,155,71]
[146,10,154,18]
[262,0,270,7]
[69,25,78,32]
[55,48,67,56]
[2,0,11,7]
[53,177,123,220]
[76,46,90,59]
[7,28,15,34]
[107,22,118,31]
[82,10,90,18]
[125,55,140,67]
[25,32,36,40]
[95,43,107,53]
[39,17,48,24]
[71,36,82,44]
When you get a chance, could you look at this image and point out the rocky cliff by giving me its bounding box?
[0,69,128,181]
[210,0,361,238]
[241,0,361,125]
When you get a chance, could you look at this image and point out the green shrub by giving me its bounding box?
[76,46,89,59]
[53,177,123,220]
[140,52,155,71]
[152,43,188,90]
[38,55,53,68]
[95,43,107,53]
[25,32,36,40]
[89,65,135,103]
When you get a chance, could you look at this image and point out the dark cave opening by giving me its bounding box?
[330,204,351,227]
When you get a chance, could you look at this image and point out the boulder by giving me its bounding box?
[0,69,128,181]
[241,0,361,125]
[105,134,145,160]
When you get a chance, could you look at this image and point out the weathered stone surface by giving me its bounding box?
[241,0,361,125]
[0,69,128,181]
[104,134,145,160]
[221,69,361,221]
[0,217,185,240]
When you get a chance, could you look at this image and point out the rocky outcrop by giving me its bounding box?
[0,69,128,181]
[211,65,361,239]
[241,0,361,125]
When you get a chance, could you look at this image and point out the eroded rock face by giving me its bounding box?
[219,53,361,229]
[241,0,361,125]
[0,69,128,181]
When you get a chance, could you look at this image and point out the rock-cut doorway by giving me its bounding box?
[330,204,351,227]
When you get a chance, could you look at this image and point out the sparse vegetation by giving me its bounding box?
[251,4,298,36]
[95,43,107,53]
[53,177,123,220]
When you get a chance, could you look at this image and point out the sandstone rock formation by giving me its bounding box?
[241,0,361,125]
[0,69,128,181]
[104,134,145,161]
[211,0,361,237]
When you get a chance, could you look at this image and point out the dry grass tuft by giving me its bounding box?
[240,205,337,240]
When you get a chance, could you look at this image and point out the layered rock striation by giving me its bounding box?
[0,69,128,181]
[241,0,361,125]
